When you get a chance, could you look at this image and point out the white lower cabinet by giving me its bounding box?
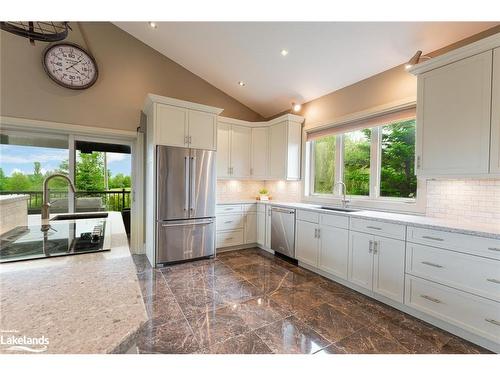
[295,216,349,277]
[257,210,266,246]
[296,220,319,266]
[348,231,405,303]
[318,225,349,279]
[264,205,272,248]
[245,212,257,244]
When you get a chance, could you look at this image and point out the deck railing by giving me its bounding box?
[0,189,131,214]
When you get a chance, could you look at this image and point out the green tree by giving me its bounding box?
[313,136,336,193]
[109,173,131,189]
[343,129,371,195]
[6,171,31,191]
[75,152,105,191]
[28,162,44,190]
[0,168,7,190]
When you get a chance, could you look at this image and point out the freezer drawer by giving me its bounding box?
[156,218,215,264]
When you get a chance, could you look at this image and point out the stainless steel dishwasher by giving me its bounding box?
[270,207,296,258]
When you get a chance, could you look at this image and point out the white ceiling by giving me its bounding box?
[114,22,498,118]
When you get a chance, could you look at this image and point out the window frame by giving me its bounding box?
[304,116,426,213]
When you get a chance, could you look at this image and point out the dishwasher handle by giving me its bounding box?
[271,207,296,215]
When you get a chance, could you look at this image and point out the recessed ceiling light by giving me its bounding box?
[280,49,289,56]
[149,22,158,29]
[238,81,245,87]
[292,102,301,112]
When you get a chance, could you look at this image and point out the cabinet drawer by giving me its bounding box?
[242,204,257,213]
[406,243,500,302]
[216,213,244,231]
[216,230,244,248]
[405,275,500,343]
[351,218,405,240]
[216,205,242,214]
[296,209,319,223]
[407,226,500,260]
[320,213,349,229]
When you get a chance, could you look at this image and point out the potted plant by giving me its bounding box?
[259,188,269,201]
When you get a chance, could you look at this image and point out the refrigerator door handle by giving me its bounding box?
[184,156,189,211]
[190,156,196,212]
[161,219,214,227]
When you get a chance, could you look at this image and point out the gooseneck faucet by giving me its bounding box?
[333,181,350,208]
[42,174,76,220]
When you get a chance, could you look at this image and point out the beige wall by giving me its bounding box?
[295,25,500,128]
[0,22,263,132]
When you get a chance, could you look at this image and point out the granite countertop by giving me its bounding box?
[0,212,148,354]
[216,200,500,239]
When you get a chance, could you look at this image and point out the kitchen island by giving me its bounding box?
[0,212,148,354]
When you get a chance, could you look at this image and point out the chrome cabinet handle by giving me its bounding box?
[422,235,444,242]
[226,237,233,240]
[314,228,317,238]
[189,136,192,144]
[485,318,500,326]
[224,221,233,224]
[421,261,444,268]
[420,295,442,304]
[317,228,320,239]
[488,247,500,252]
[373,240,378,254]
[368,240,373,253]
[367,226,382,230]
[486,278,500,284]
[417,156,421,169]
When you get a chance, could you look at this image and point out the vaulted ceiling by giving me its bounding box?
[114,22,498,118]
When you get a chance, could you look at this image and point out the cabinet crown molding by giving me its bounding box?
[408,32,500,75]
[218,113,305,127]
[143,93,224,115]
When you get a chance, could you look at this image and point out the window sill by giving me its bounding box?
[302,194,425,215]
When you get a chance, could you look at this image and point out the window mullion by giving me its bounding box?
[335,134,343,196]
[370,127,381,200]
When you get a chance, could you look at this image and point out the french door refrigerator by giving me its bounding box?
[155,145,216,264]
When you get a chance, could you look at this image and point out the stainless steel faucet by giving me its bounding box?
[42,174,76,220]
[333,181,350,208]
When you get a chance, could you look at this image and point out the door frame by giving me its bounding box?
[0,116,144,253]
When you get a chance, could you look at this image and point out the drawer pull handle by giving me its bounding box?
[421,261,444,268]
[488,247,500,252]
[224,221,233,224]
[226,237,233,240]
[485,318,500,326]
[486,278,500,284]
[420,295,442,304]
[367,226,382,230]
[368,240,373,253]
[422,236,444,242]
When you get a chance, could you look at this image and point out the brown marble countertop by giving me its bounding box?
[0,212,148,354]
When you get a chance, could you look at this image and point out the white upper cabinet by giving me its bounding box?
[409,34,500,177]
[188,110,217,150]
[230,125,252,177]
[217,123,231,178]
[491,47,500,174]
[251,127,269,178]
[155,104,188,148]
[216,115,304,180]
[143,94,223,151]
[415,51,492,176]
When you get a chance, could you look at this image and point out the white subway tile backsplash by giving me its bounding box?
[426,179,500,225]
[217,180,301,203]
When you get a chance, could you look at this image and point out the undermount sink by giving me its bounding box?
[320,206,360,213]
[50,212,109,221]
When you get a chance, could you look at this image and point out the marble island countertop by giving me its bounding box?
[217,200,500,239]
[0,212,148,354]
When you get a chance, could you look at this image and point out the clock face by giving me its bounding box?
[43,43,98,89]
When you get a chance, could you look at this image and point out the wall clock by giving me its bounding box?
[42,42,98,90]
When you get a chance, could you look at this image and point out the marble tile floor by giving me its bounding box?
[131,248,492,354]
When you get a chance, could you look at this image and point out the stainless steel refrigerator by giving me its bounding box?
[155,145,216,264]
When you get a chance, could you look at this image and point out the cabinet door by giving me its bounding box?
[216,123,231,178]
[269,122,287,179]
[318,225,349,279]
[155,104,188,147]
[245,212,257,244]
[230,125,251,177]
[251,127,269,178]
[296,220,319,267]
[372,236,405,303]
[257,211,266,246]
[188,110,216,150]
[348,231,373,291]
[265,205,272,248]
[491,47,500,174]
[416,51,492,176]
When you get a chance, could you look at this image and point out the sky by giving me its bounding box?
[0,144,131,177]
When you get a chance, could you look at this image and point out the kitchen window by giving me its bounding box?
[305,105,422,211]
